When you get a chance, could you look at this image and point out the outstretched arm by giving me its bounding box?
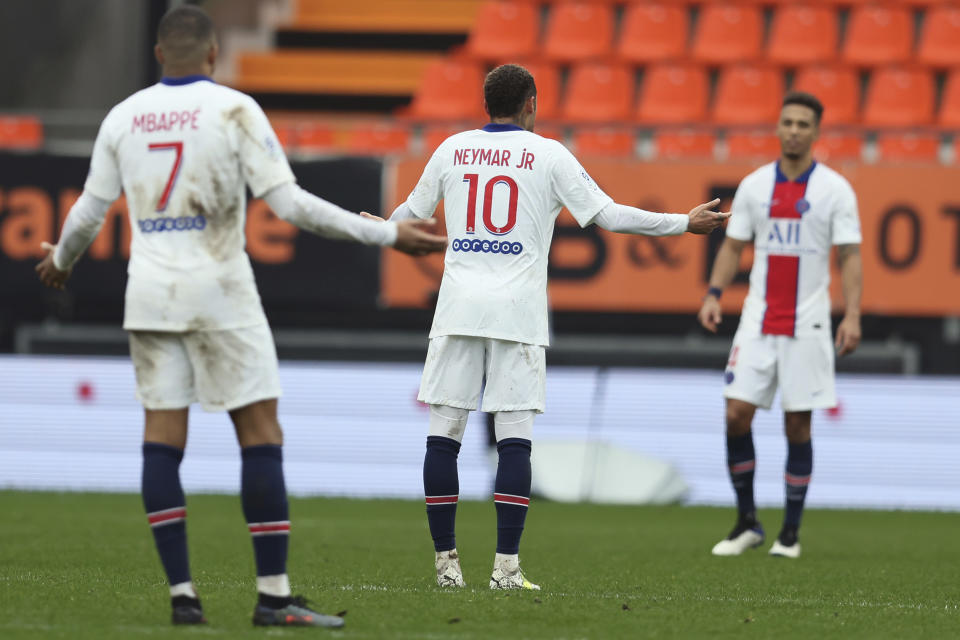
[835,244,862,355]
[36,191,113,289]
[592,199,729,237]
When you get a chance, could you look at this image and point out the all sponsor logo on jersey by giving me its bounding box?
[767,219,801,245]
[451,237,523,255]
[138,214,207,233]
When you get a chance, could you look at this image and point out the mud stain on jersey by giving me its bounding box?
[130,332,162,405]
[167,283,177,301]
[223,105,264,150]
[217,276,244,300]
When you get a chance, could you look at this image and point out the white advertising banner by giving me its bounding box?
[0,355,957,510]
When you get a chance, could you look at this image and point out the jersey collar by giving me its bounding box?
[482,123,525,132]
[160,75,215,86]
[775,159,817,184]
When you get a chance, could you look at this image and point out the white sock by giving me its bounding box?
[257,573,291,597]
[170,581,197,599]
[494,553,519,572]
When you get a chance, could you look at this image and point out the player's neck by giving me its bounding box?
[490,117,523,127]
[778,154,814,181]
[161,64,213,80]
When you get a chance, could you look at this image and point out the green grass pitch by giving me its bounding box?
[1,492,957,639]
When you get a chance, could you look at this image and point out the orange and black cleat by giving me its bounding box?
[252,595,344,628]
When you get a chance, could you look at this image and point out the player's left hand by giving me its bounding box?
[36,242,71,290]
[835,314,861,356]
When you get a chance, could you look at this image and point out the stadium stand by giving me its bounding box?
[813,130,863,163]
[617,2,689,65]
[543,1,615,63]
[406,59,487,121]
[636,62,709,125]
[937,69,960,127]
[841,5,913,67]
[917,5,960,68]
[573,127,635,157]
[691,4,764,66]
[0,116,43,150]
[562,62,634,122]
[767,5,838,66]
[792,65,860,126]
[712,65,784,125]
[862,67,935,127]
[466,1,539,62]
[876,132,941,163]
[653,129,716,160]
[725,130,782,160]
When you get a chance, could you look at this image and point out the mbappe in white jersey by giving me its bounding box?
[406,123,613,346]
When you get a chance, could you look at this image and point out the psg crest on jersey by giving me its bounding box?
[795,198,810,215]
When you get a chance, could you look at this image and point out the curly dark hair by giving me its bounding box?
[484,64,537,118]
[782,91,823,124]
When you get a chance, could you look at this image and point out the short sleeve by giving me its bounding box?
[83,108,123,202]
[723,179,754,241]
[405,148,445,218]
[549,144,613,227]
[830,179,862,245]
[235,97,296,198]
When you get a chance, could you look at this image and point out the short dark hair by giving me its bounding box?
[157,5,215,63]
[484,64,537,118]
[782,91,823,124]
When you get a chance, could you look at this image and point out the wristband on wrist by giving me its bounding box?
[706,286,723,300]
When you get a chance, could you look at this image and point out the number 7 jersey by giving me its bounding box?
[83,76,295,331]
[406,124,613,346]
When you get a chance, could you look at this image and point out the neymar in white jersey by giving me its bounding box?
[34,5,445,628]
[698,92,863,559]
[388,64,729,589]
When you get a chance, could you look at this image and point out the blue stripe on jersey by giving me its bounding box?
[482,123,525,132]
[160,75,215,86]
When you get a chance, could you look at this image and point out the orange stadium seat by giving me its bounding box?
[346,124,412,154]
[654,129,716,160]
[617,2,689,65]
[292,0,483,33]
[876,132,941,163]
[917,6,960,68]
[792,65,860,126]
[422,126,462,153]
[295,122,337,152]
[726,130,781,160]
[518,60,562,121]
[712,65,785,125]
[0,115,44,150]
[562,63,635,123]
[407,59,486,121]
[842,5,913,67]
[813,130,862,163]
[636,62,709,124]
[543,1,615,63]
[937,70,960,127]
[691,4,763,65]
[534,123,565,143]
[862,67,935,127]
[466,2,540,61]
[573,128,635,157]
[767,5,839,66]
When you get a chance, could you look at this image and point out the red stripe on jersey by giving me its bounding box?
[148,507,186,526]
[762,177,807,336]
[493,493,530,507]
[248,522,291,534]
[425,495,459,505]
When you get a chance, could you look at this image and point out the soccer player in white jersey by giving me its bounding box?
[384,64,729,589]
[34,6,445,628]
[698,92,863,559]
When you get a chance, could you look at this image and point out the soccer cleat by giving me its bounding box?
[435,549,466,587]
[171,596,206,625]
[769,527,801,558]
[489,555,540,591]
[252,595,345,628]
[711,516,765,556]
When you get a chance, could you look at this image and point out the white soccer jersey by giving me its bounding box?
[726,161,862,338]
[406,124,613,346]
[83,75,295,331]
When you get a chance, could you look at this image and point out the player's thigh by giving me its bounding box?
[183,323,282,413]
[128,330,196,410]
[481,339,545,413]
[418,335,485,410]
[778,335,836,411]
[722,333,778,410]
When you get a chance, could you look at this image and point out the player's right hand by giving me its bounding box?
[687,199,730,234]
[698,295,723,333]
[393,218,447,256]
[35,241,71,290]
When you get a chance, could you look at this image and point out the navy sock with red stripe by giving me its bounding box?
[424,435,460,552]
[142,442,191,586]
[726,432,757,519]
[784,440,813,528]
[494,438,531,555]
[241,445,289,578]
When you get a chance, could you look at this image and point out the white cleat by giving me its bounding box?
[711,524,765,556]
[769,540,801,559]
[435,549,465,587]
[489,553,540,591]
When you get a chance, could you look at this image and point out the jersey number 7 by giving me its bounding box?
[463,173,518,235]
[148,141,184,212]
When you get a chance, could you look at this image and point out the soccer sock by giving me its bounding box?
[423,435,460,552]
[494,438,531,555]
[240,445,291,597]
[142,442,193,591]
[726,432,757,520]
[784,440,813,530]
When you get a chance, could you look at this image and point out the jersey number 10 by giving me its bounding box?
[462,173,518,235]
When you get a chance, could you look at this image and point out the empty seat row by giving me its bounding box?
[466,1,960,67]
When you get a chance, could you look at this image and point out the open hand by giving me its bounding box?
[393,218,447,256]
[687,199,731,234]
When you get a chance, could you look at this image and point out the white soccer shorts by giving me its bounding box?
[418,335,546,413]
[722,331,836,412]
[128,322,282,412]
